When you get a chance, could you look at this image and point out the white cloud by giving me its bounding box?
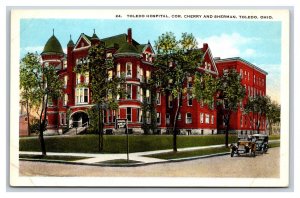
[197,33,258,59]
[23,46,44,53]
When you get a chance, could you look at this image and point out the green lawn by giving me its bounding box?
[19,134,238,154]
[146,147,230,160]
[19,154,89,161]
[98,159,142,164]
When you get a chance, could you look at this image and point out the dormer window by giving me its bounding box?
[106,53,112,58]
[145,53,152,62]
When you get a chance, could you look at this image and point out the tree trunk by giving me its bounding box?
[225,112,231,148]
[172,93,182,152]
[26,100,30,136]
[100,109,104,151]
[98,104,101,152]
[39,96,48,156]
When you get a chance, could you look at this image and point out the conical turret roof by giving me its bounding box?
[42,34,64,55]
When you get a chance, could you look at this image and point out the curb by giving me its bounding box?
[19,152,231,167]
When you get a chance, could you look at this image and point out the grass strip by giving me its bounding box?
[269,142,280,148]
[19,135,237,153]
[146,146,230,160]
[98,159,141,164]
[19,154,90,161]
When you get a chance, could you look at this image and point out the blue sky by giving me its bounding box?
[20,19,281,103]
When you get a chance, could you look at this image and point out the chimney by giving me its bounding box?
[127,28,132,44]
[203,43,208,51]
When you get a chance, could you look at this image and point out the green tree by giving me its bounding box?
[193,72,219,109]
[76,42,125,151]
[266,100,280,135]
[153,32,202,151]
[217,69,246,147]
[20,52,63,156]
[243,95,271,134]
[20,53,41,136]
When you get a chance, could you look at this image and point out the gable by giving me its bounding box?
[199,47,218,75]
[74,34,91,50]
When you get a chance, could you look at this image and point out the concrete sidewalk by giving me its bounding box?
[19,140,280,166]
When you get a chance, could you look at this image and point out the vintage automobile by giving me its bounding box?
[251,134,269,154]
[230,138,256,157]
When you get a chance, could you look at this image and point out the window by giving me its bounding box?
[137,109,143,122]
[60,113,66,125]
[63,94,68,106]
[137,86,140,100]
[126,107,132,122]
[200,113,204,123]
[187,77,193,88]
[187,93,193,106]
[108,110,112,123]
[240,116,243,127]
[156,92,161,105]
[44,62,49,67]
[223,69,228,75]
[106,52,112,58]
[64,75,68,88]
[126,62,132,77]
[140,88,143,102]
[146,53,152,62]
[168,95,173,108]
[103,110,107,123]
[254,75,256,84]
[146,89,151,104]
[84,89,88,103]
[166,113,170,125]
[146,111,151,124]
[156,112,161,125]
[205,114,210,124]
[240,69,243,77]
[75,88,89,104]
[63,60,67,69]
[48,97,53,106]
[76,73,81,84]
[186,113,192,124]
[117,63,121,78]
[140,68,144,82]
[178,113,181,120]
[84,72,89,84]
[137,65,140,79]
[146,70,151,83]
[211,115,214,124]
[126,84,132,99]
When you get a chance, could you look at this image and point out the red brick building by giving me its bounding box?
[40,28,267,135]
[215,57,268,135]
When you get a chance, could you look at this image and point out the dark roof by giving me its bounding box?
[42,35,64,55]
[136,44,146,53]
[116,42,139,54]
[67,39,74,47]
[215,57,268,75]
[79,32,149,54]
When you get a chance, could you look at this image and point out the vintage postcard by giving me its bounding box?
[10,8,289,187]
